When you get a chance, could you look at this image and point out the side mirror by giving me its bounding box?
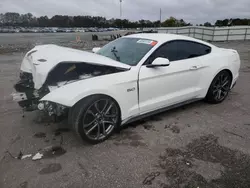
[146,57,170,68]
[92,47,101,53]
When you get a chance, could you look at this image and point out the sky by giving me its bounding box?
[0,0,250,24]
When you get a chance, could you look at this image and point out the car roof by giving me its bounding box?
[123,33,216,48]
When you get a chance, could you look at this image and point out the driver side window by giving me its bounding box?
[146,40,211,64]
[147,41,178,64]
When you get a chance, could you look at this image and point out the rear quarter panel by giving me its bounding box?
[197,47,240,98]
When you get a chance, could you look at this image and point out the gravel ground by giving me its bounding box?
[0,31,128,54]
[0,39,250,188]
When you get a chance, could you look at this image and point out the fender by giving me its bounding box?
[40,70,139,120]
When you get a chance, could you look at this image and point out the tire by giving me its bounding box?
[205,70,232,104]
[71,95,121,144]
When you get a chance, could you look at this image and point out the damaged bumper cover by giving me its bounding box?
[37,101,68,116]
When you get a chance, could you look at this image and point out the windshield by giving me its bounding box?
[97,38,157,66]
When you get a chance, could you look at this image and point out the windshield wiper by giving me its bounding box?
[111,46,120,62]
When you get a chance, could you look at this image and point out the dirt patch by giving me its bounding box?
[33,132,46,138]
[164,123,181,134]
[78,162,90,177]
[42,146,66,159]
[170,126,180,134]
[143,123,154,130]
[10,135,21,144]
[39,163,62,175]
[143,172,161,185]
[148,115,163,122]
[156,135,250,188]
[18,181,28,188]
[54,128,71,136]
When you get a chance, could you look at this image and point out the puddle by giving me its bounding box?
[39,163,62,175]
[155,135,250,187]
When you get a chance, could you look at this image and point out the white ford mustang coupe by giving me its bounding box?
[12,33,240,144]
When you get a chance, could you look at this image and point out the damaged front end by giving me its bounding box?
[13,62,127,116]
[12,45,130,119]
[13,71,49,111]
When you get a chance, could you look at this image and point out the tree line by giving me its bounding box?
[0,12,249,28]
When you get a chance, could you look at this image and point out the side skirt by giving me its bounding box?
[121,98,202,125]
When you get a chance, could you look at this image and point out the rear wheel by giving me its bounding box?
[71,95,120,144]
[205,70,232,104]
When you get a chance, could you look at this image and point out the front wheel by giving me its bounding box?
[205,70,232,104]
[71,95,120,144]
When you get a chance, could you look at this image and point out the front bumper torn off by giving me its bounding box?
[11,92,27,102]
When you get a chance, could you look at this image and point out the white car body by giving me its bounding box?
[18,33,240,125]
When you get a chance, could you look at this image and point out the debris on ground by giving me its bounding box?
[32,153,43,161]
[21,154,32,160]
[32,145,66,161]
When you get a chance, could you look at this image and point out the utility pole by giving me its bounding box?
[160,8,162,22]
[120,0,123,18]
[159,8,162,27]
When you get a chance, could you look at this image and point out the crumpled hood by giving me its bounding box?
[20,44,131,89]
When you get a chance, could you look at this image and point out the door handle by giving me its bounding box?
[189,66,199,70]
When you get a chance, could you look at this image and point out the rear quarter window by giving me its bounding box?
[173,40,212,61]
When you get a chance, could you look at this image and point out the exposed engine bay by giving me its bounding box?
[13,62,126,115]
